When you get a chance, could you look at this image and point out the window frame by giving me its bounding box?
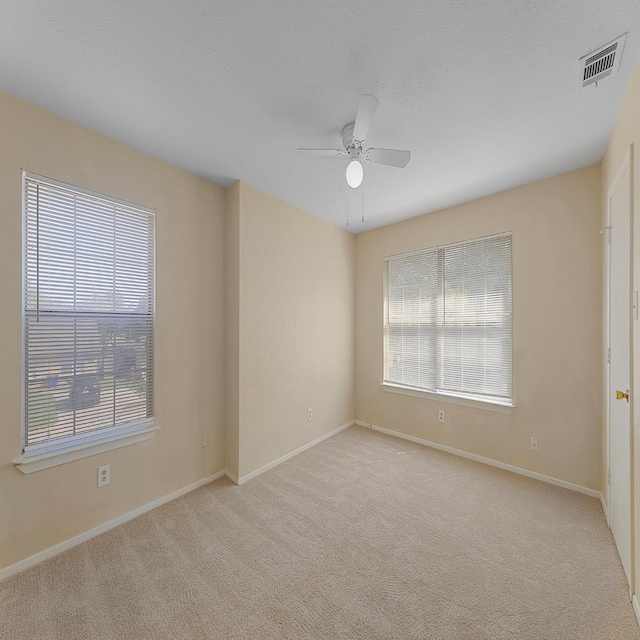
[382,233,514,410]
[16,172,157,474]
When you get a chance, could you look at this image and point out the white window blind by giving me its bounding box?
[384,234,512,403]
[23,174,155,453]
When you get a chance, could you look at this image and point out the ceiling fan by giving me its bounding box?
[296,94,411,189]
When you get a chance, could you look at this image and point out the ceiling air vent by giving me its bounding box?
[578,34,626,89]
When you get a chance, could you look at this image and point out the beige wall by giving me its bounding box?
[0,92,226,570]
[355,165,602,490]
[234,182,355,478]
[601,57,640,592]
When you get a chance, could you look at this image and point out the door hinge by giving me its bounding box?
[601,225,612,243]
[607,347,611,364]
[608,467,611,485]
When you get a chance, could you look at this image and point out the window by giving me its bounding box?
[384,233,512,405]
[22,173,155,464]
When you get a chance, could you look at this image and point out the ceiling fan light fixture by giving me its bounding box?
[346,158,364,189]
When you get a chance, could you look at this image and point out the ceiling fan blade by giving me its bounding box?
[296,148,346,157]
[365,147,411,168]
[352,94,379,143]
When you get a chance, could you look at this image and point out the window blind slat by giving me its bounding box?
[24,176,155,449]
[384,234,512,402]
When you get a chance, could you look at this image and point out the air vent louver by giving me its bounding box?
[578,34,626,89]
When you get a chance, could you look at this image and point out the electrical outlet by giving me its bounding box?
[307,408,313,421]
[530,437,538,452]
[438,409,445,423]
[98,464,110,488]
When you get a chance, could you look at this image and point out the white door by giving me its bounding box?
[608,150,633,587]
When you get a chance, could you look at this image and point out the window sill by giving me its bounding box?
[14,424,157,474]
[380,383,515,413]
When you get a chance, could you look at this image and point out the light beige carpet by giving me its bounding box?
[1,425,638,639]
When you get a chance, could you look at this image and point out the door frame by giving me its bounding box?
[605,144,634,593]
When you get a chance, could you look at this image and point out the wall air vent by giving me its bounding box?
[578,34,626,89]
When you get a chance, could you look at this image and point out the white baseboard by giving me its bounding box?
[0,469,227,582]
[235,420,354,485]
[225,470,239,485]
[633,595,640,629]
[368,423,600,499]
[354,420,371,428]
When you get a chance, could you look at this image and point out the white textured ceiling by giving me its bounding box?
[2,1,639,232]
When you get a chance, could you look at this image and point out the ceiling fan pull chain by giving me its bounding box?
[361,182,365,224]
